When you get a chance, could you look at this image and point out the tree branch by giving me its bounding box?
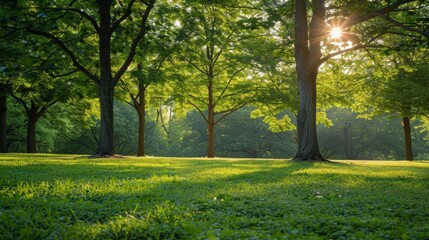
[187,100,208,123]
[25,27,99,83]
[342,0,415,28]
[47,7,100,34]
[214,103,246,124]
[320,32,385,64]
[214,68,244,106]
[184,57,208,75]
[110,0,137,32]
[212,29,235,65]
[112,0,156,85]
[10,93,29,113]
[385,15,429,38]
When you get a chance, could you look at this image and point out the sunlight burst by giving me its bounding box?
[330,27,342,39]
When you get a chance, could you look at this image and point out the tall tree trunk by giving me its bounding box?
[26,110,39,153]
[131,64,148,156]
[97,0,115,156]
[207,80,215,158]
[343,122,353,159]
[295,69,323,160]
[293,0,325,161]
[137,80,146,156]
[208,107,215,158]
[0,93,7,153]
[98,84,115,155]
[402,116,413,161]
[207,46,215,158]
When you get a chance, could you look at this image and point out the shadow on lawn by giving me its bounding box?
[2,158,429,239]
[0,160,316,215]
[0,158,311,182]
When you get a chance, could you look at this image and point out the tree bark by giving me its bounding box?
[343,122,354,159]
[208,110,215,158]
[98,84,115,155]
[0,93,7,153]
[207,77,215,158]
[26,113,38,153]
[293,0,325,161]
[130,64,148,156]
[25,104,45,153]
[136,80,146,156]
[402,116,413,161]
[295,70,324,160]
[96,0,115,156]
[207,45,215,158]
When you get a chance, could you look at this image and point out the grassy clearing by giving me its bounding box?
[0,154,428,239]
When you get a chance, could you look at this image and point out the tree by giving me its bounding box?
[55,101,167,155]
[0,16,90,153]
[174,0,258,157]
[8,59,86,153]
[0,1,22,152]
[353,48,429,160]
[292,0,419,161]
[118,3,183,156]
[0,84,6,153]
[0,44,11,153]
[5,0,157,156]
[317,108,406,160]
[155,107,297,158]
[124,64,172,156]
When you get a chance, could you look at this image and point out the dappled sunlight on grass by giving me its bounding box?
[0,154,428,239]
[293,160,427,177]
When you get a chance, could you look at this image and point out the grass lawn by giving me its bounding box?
[0,154,428,239]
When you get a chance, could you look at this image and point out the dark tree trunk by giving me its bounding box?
[402,116,413,161]
[208,109,215,158]
[0,93,7,153]
[207,82,215,158]
[207,46,215,158]
[295,70,323,160]
[343,122,354,159]
[98,84,115,155]
[11,98,50,154]
[27,113,38,153]
[130,64,148,156]
[137,80,146,156]
[293,0,325,161]
[25,104,45,153]
[97,0,115,156]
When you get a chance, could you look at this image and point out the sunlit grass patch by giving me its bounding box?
[0,154,428,239]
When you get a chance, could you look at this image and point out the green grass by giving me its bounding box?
[0,154,428,239]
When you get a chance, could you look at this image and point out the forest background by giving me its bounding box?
[1,0,428,160]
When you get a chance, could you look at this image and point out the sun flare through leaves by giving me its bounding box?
[330,27,342,39]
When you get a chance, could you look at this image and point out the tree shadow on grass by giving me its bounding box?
[0,158,312,182]
[1,158,429,239]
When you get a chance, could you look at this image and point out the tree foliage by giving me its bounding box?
[172,0,260,157]
[1,0,429,160]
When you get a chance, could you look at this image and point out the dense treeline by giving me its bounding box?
[4,99,429,160]
[1,0,428,160]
